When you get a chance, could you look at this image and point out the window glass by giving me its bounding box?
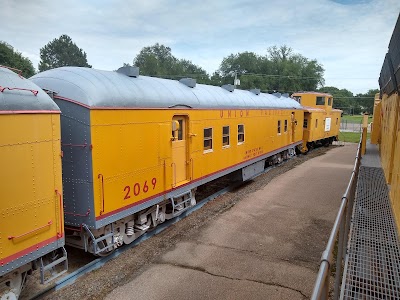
[238,124,245,143]
[177,120,183,140]
[336,118,338,125]
[284,120,288,132]
[204,128,213,150]
[328,98,332,106]
[316,119,318,128]
[303,119,308,129]
[293,96,301,103]
[277,120,281,134]
[316,97,325,105]
[223,126,230,146]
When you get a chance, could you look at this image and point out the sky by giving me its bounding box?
[1,0,399,94]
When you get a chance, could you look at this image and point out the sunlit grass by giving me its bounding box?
[341,115,373,123]
[338,131,370,143]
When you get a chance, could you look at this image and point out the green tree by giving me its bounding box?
[318,86,354,112]
[39,34,91,71]
[216,45,325,92]
[131,43,209,83]
[0,41,35,77]
[355,89,379,114]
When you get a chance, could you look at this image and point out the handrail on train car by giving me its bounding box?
[311,134,363,300]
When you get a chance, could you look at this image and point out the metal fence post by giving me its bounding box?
[333,202,347,299]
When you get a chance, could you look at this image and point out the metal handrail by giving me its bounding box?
[311,133,363,300]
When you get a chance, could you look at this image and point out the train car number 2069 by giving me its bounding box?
[124,178,157,200]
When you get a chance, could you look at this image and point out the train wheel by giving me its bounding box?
[0,270,24,300]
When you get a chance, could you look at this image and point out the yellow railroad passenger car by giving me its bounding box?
[32,66,304,255]
[292,92,341,152]
[0,66,67,299]
[374,14,400,229]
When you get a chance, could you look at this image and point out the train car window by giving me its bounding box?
[328,98,332,106]
[316,97,325,105]
[336,118,338,125]
[177,120,183,140]
[284,120,288,132]
[238,124,245,143]
[277,120,281,134]
[315,119,318,128]
[292,96,301,103]
[303,119,308,128]
[204,128,213,150]
[223,126,230,147]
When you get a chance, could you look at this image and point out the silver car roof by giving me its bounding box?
[0,67,59,112]
[31,67,302,110]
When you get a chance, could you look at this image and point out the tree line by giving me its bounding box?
[0,34,376,114]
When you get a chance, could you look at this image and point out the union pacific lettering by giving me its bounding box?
[219,110,250,118]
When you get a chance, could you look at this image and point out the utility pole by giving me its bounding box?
[233,71,240,88]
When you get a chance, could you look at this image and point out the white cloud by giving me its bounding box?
[1,0,399,94]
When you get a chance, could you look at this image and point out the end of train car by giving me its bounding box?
[0,66,67,299]
[292,92,342,152]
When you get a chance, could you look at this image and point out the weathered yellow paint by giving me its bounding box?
[379,93,400,184]
[0,113,63,262]
[375,92,400,232]
[90,108,304,217]
[370,93,382,145]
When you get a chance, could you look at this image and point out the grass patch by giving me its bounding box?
[338,131,370,143]
[341,115,373,123]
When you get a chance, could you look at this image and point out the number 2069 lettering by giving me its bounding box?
[124,178,157,200]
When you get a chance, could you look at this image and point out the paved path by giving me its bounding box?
[106,144,358,300]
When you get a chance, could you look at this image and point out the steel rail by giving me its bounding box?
[311,138,362,300]
[29,176,250,300]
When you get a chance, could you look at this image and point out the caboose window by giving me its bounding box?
[303,119,308,128]
[277,120,281,134]
[328,98,332,106]
[316,119,318,128]
[238,124,245,143]
[316,97,325,105]
[223,126,230,147]
[204,128,213,151]
[284,120,288,132]
[336,118,338,125]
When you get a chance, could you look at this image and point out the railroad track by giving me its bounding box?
[29,152,314,300]
[29,176,248,300]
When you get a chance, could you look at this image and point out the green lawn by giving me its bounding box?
[341,115,373,123]
[338,131,370,143]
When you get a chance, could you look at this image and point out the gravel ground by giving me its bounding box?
[23,146,337,300]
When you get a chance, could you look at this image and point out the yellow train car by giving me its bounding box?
[32,67,304,255]
[292,92,341,152]
[375,13,400,229]
[370,93,382,145]
[0,67,67,298]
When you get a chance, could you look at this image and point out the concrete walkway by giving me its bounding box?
[106,144,358,300]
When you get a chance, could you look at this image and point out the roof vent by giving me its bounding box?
[117,66,139,77]
[222,84,234,92]
[250,89,260,95]
[273,92,281,98]
[179,78,196,88]
[282,93,289,98]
